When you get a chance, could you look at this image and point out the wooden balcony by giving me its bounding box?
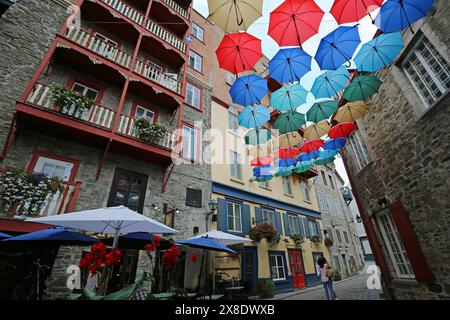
[146,19,186,52]
[133,59,182,94]
[160,0,190,20]
[101,0,145,25]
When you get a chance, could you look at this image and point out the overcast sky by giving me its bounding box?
[192,0,381,185]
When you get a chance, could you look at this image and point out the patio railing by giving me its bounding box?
[133,59,182,94]
[160,0,190,19]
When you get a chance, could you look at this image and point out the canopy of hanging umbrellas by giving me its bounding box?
[209,0,435,182]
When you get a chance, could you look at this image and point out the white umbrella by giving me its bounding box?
[26,206,178,248]
[190,230,252,246]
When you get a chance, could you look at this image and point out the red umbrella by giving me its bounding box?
[274,148,300,159]
[268,0,325,47]
[329,122,357,139]
[300,139,324,153]
[330,0,383,24]
[251,156,273,167]
[216,32,263,75]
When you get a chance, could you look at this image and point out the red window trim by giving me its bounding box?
[130,101,159,123]
[188,50,203,74]
[66,76,105,104]
[26,150,81,184]
[388,201,433,283]
[181,121,201,164]
[185,81,203,112]
[89,27,123,50]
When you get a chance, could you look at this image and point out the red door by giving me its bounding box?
[289,250,306,289]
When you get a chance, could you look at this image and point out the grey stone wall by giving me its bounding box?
[342,0,450,299]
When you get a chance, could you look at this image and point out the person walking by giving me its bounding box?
[317,257,338,300]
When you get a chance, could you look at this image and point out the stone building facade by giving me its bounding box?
[0,0,212,298]
[342,0,450,299]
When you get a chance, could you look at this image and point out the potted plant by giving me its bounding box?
[135,118,167,143]
[51,85,93,116]
[257,278,275,299]
[290,233,304,247]
[310,235,322,245]
[324,237,333,247]
[333,269,342,282]
[249,223,281,245]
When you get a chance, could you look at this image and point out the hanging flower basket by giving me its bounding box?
[310,235,322,245]
[135,118,167,143]
[51,85,94,116]
[290,233,304,247]
[249,223,281,245]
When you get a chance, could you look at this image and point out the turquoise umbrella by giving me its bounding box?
[274,167,294,177]
[271,84,309,112]
[342,75,382,101]
[293,160,314,173]
[311,66,350,99]
[354,32,404,72]
[245,128,272,145]
[306,100,339,123]
[273,111,306,134]
[238,105,270,128]
[315,150,338,165]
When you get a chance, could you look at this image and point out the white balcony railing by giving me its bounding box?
[101,0,145,25]
[133,59,182,94]
[117,114,177,150]
[65,27,133,69]
[146,20,187,52]
[160,0,190,19]
[26,83,116,130]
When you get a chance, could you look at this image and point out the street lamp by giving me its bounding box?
[208,199,218,212]
[206,199,218,231]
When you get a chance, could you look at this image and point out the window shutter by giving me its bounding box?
[315,220,322,237]
[298,217,305,237]
[283,213,291,236]
[216,198,226,232]
[255,207,263,226]
[274,211,282,234]
[242,204,251,235]
[389,201,433,282]
[304,218,311,238]
[186,188,202,208]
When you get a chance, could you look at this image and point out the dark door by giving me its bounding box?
[241,248,257,294]
[288,250,306,289]
[107,168,148,213]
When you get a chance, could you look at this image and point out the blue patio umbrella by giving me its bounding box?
[298,150,320,162]
[0,232,12,239]
[238,105,270,128]
[354,32,404,72]
[253,165,274,177]
[271,84,309,112]
[229,74,268,107]
[2,227,99,244]
[324,138,347,151]
[269,48,312,83]
[311,66,350,99]
[177,236,237,254]
[315,150,338,165]
[275,158,298,168]
[315,25,361,70]
[293,160,314,173]
[376,0,435,33]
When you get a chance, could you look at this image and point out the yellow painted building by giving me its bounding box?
[210,100,331,294]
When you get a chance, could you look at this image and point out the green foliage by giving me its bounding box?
[51,85,93,116]
[257,278,275,298]
[134,117,167,143]
[310,235,322,245]
[290,233,304,246]
[333,269,342,281]
[249,223,281,245]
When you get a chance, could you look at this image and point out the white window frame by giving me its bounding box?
[307,219,318,237]
[33,156,74,182]
[227,202,242,233]
[282,176,293,195]
[71,82,99,101]
[92,32,118,59]
[191,22,204,42]
[288,215,300,235]
[262,209,275,227]
[402,34,450,108]
[186,82,201,109]
[301,180,311,202]
[135,105,155,123]
[229,151,242,180]
[348,130,371,170]
[188,50,202,72]
[182,125,198,162]
[270,254,286,281]
[376,210,415,279]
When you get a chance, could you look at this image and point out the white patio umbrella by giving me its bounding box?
[26,206,178,248]
[191,230,252,246]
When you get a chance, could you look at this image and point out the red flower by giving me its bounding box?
[145,243,156,252]
[162,245,181,270]
[190,253,198,263]
[152,235,162,248]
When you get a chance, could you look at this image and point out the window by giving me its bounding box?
[71,81,99,101]
[343,231,349,243]
[230,151,242,180]
[336,230,342,243]
[259,180,270,189]
[402,35,449,107]
[0,0,16,17]
[192,23,204,41]
[348,130,371,170]
[328,175,335,190]
[328,228,334,242]
[182,125,199,162]
[186,188,202,208]
[186,82,201,110]
[92,32,118,59]
[228,107,239,131]
[306,219,319,237]
[227,202,242,232]
[376,210,415,279]
[107,168,148,213]
[289,215,300,235]
[134,105,156,123]
[282,176,293,195]
[262,209,275,227]
[326,196,336,215]
[226,72,236,86]
[301,180,311,202]
[188,50,202,72]
[269,253,286,281]
[32,156,75,182]
[145,59,164,72]
[317,192,327,213]
[321,170,327,185]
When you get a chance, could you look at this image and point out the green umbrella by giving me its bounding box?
[274,167,293,177]
[293,160,313,173]
[273,111,306,134]
[315,156,335,166]
[256,176,273,183]
[244,128,272,145]
[306,100,339,123]
[342,75,382,102]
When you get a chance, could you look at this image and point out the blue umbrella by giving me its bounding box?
[315,150,338,165]
[271,84,309,112]
[253,165,274,177]
[2,227,99,244]
[354,32,404,72]
[298,150,320,162]
[376,0,435,33]
[324,138,347,151]
[315,26,361,70]
[311,66,350,99]
[275,158,298,168]
[229,74,268,107]
[0,232,12,239]
[238,105,270,128]
[269,48,312,83]
[177,236,237,254]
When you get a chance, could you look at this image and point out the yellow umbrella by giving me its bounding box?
[247,143,272,158]
[275,131,303,149]
[207,0,263,32]
[303,120,330,141]
[335,101,368,123]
